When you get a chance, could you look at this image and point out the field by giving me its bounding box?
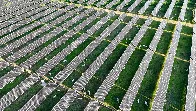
[0,0,195,111]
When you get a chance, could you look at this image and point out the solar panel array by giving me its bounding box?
[0,0,195,111]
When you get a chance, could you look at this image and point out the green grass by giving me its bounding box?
[99,106,113,111]
[138,29,156,50]
[45,15,102,78]
[80,17,102,34]
[157,0,172,18]
[0,21,34,39]
[16,10,100,66]
[184,9,194,23]
[186,1,196,23]
[162,31,191,110]
[4,26,55,59]
[36,87,68,111]
[14,10,80,64]
[92,18,114,37]
[121,0,135,12]
[84,77,103,97]
[132,94,150,111]
[131,54,165,111]
[0,8,56,38]
[14,28,56,64]
[47,37,95,78]
[1,24,44,49]
[62,40,110,87]
[110,0,124,10]
[68,12,95,30]
[121,25,140,45]
[84,44,127,97]
[181,26,193,35]
[4,82,42,111]
[31,30,68,71]
[66,96,90,111]
[143,0,159,16]
[163,59,189,111]
[156,31,173,55]
[131,0,147,14]
[106,23,126,41]
[165,23,175,32]
[169,0,184,21]
[105,86,126,109]
[0,73,29,98]
[115,49,146,90]
[63,70,82,87]
[175,34,192,61]
[123,16,133,23]
[0,66,13,78]
[149,21,161,29]
[170,8,182,21]
[137,18,146,26]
